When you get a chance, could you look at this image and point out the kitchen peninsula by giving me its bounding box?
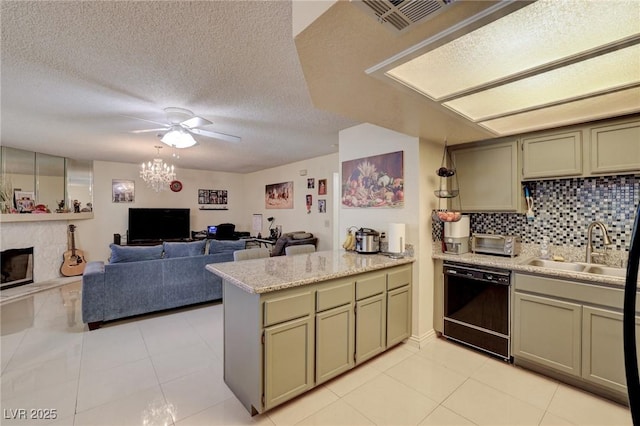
[206,250,414,415]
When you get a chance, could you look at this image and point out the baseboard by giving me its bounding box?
[406,329,437,349]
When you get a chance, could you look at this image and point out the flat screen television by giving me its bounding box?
[128,208,190,243]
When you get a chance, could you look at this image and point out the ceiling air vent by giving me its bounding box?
[354,0,455,34]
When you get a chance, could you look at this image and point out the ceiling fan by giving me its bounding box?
[130,107,241,148]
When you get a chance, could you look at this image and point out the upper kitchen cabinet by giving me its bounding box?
[522,130,582,179]
[519,115,640,180]
[450,140,521,212]
[589,117,640,175]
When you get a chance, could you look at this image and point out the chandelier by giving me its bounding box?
[140,146,176,192]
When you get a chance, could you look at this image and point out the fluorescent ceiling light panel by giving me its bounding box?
[479,87,640,135]
[443,45,640,121]
[386,0,640,100]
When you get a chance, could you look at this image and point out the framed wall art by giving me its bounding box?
[199,189,228,205]
[318,199,326,213]
[318,178,327,195]
[341,150,404,208]
[14,190,35,212]
[112,179,135,203]
[265,181,293,209]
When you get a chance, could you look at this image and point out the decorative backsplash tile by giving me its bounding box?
[433,175,640,252]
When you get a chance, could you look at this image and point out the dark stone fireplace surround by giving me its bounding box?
[1,247,34,290]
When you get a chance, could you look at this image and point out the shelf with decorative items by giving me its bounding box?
[0,212,94,223]
[432,141,462,223]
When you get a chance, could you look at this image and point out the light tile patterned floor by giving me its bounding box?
[0,283,634,425]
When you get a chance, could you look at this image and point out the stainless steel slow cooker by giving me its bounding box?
[355,228,380,254]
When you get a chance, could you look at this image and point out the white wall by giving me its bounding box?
[338,123,439,346]
[76,161,246,262]
[243,153,338,252]
[339,124,419,247]
[76,154,340,262]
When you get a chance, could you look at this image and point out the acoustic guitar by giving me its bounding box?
[60,224,87,277]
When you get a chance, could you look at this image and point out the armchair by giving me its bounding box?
[270,231,318,256]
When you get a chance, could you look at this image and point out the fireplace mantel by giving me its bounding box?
[0,212,93,223]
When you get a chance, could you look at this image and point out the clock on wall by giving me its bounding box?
[170,180,183,192]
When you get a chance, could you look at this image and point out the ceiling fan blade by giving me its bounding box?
[181,116,212,129]
[122,115,169,127]
[131,128,168,134]
[189,128,241,143]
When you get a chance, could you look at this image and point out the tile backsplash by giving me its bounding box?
[433,175,639,251]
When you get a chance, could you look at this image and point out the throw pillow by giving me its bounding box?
[163,240,206,258]
[292,232,313,240]
[109,244,164,263]
[209,239,246,255]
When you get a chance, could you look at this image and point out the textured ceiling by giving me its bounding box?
[1,1,357,173]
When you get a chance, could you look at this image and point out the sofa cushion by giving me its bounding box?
[109,244,164,263]
[163,240,206,258]
[292,232,313,240]
[209,239,246,255]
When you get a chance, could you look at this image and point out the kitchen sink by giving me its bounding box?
[525,258,587,272]
[583,265,627,278]
[524,258,630,279]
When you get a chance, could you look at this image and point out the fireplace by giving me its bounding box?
[1,247,34,290]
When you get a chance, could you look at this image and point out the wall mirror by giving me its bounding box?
[0,146,93,213]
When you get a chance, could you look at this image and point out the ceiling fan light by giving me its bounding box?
[161,129,197,148]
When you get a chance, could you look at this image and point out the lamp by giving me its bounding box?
[140,146,176,192]
[161,126,197,149]
[267,217,278,239]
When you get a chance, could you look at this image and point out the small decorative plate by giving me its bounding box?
[170,180,183,192]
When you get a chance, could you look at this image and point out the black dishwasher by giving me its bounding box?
[443,262,511,361]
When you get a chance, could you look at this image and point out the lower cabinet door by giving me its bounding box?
[387,285,411,347]
[582,306,640,394]
[264,316,314,411]
[513,292,582,377]
[355,293,386,364]
[316,304,355,384]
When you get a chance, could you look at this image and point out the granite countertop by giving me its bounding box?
[432,247,635,288]
[206,250,414,294]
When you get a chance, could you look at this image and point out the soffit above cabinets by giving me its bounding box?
[367,0,640,136]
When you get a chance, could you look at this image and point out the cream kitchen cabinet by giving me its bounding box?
[264,315,314,410]
[513,292,582,377]
[386,266,412,346]
[450,139,521,212]
[521,130,582,179]
[589,117,640,175]
[513,271,640,403]
[582,306,640,394]
[315,279,355,384]
[261,287,315,411]
[518,115,640,179]
[219,260,413,415]
[355,272,387,364]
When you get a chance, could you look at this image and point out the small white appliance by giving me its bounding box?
[443,215,470,254]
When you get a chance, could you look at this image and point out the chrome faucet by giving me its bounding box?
[585,221,613,263]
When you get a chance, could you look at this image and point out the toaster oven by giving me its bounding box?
[471,234,521,257]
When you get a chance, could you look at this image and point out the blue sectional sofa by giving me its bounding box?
[82,239,246,330]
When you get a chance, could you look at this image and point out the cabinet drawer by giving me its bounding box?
[264,291,313,327]
[387,266,411,291]
[355,273,386,301]
[316,280,353,312]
